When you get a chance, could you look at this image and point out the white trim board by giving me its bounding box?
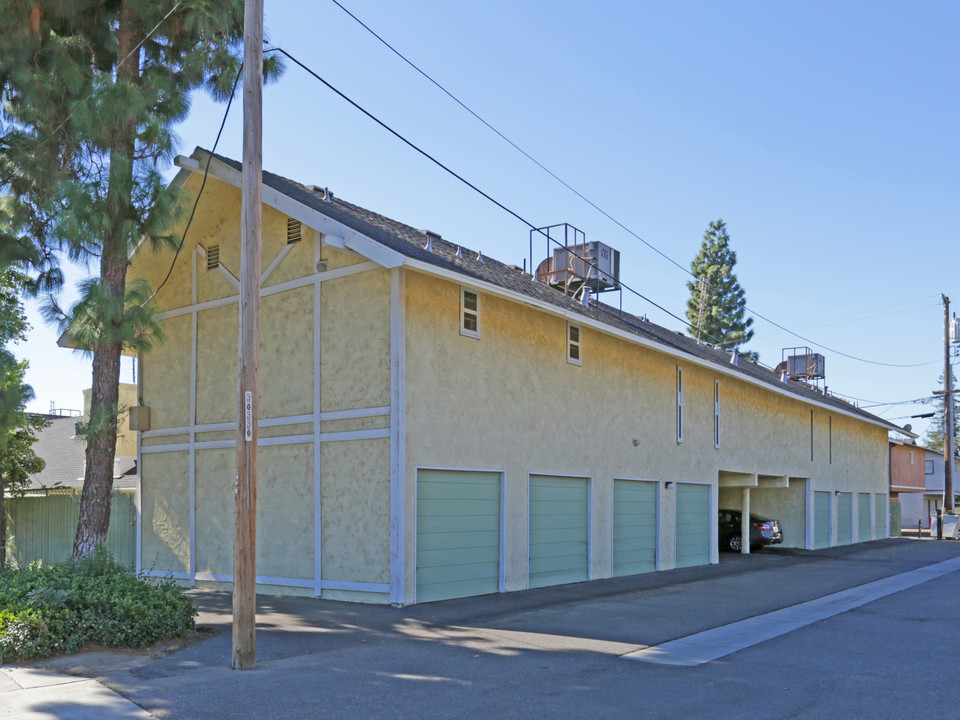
[175,152,405,269]
[141,410,385,439]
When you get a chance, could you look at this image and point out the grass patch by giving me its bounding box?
[0,550,196,663]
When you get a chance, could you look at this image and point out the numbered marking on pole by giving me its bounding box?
[244,391,253,441]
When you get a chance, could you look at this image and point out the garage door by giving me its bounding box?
[675,483,710,568]
[814,491,831,549]
[837,492,852,545]
[613,479,657,576]
[529,475,589,589]
[858,493,871,542]
[416,470,501,603]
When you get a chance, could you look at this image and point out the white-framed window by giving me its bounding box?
[713,379,721,449]
[676,366,684,444]
[460,287,480,338]
[567,323,582,365]
[910,450,915,464]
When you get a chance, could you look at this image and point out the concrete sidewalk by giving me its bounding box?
[0,667,152,719]
[5,538,960,719]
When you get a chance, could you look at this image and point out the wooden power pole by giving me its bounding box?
[943,294,954,514]
[233,0,262,670]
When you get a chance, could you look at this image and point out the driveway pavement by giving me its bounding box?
[5,538,960,719]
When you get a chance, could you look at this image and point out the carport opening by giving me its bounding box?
[718,475,805,559]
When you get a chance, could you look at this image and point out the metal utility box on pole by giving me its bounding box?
[233,0,262,670]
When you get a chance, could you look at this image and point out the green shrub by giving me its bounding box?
[0,549,196,662]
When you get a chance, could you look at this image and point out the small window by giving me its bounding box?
[567,323,582,365]
[910,451,915,464]
[286,217,302,244]
[206,244,220,270]
[714,379,720,449]
[926,460,935,474]
[460,288,480,338]
[676,366,684,444]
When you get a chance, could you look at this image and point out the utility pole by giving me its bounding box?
[943,295,954,515]
[233,0,262,671]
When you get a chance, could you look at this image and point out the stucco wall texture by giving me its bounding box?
[402,271,889,601]
[132,175,392,600]
[131,171,890,604]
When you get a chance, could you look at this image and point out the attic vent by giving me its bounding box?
[206,245,220,270]
[286,218,302,244]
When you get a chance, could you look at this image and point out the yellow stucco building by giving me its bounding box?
[129,149,904,604]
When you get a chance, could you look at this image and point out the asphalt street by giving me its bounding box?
[8,538,960,719]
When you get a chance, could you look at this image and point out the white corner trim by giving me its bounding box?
[389,267,407,604]
[313,252,323,597]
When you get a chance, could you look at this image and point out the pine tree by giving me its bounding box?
[0,267,47,568]
[686,219,755,354]
[0,1,280,557]
[924,371,959,456]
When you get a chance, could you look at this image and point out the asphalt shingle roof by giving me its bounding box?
[204,149,905,434]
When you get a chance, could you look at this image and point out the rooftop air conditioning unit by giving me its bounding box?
[787,353,825,380]
[548,241,620,291]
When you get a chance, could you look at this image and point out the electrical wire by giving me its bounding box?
[266,46,743,355]
[145,63,242,304]
[326,0,939,370]
[328,0,691,278]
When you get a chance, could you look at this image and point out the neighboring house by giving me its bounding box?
[888,438,924,534]
[899,447,960,530]
[125,148,907,605]
[3,385,139,567]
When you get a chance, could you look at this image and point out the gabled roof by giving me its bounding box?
[26,416,85,490]
[20,415,137,492]
[175,148,912,436]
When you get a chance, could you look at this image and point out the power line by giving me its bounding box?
[146,64,242,304]
[326,0,938,370]
[266,46,747,357]
[327,0,690,276]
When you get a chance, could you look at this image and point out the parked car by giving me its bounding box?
[718,510,783,551]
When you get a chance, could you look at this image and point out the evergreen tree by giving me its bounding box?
[0,1,281,557]
[924,370,960,455]
[686,219,755,354]
[0,267,47,568]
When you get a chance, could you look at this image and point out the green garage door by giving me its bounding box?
[676,483,710,568]
[529,475,589,589]
[416,470,501,603]
[858,493,871,542]
[613,479,657,576]
[837,492,852,545]
[814,491,831,549]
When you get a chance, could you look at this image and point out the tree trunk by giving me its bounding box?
[73,2,139,558]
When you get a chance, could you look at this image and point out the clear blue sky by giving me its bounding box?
[19,0,959,441]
